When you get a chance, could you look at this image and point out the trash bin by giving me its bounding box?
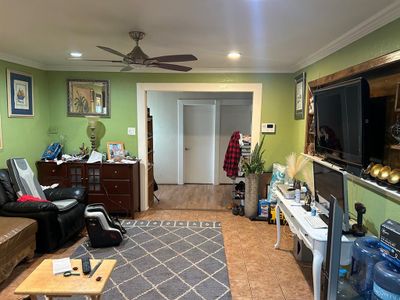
[293,234,313,263]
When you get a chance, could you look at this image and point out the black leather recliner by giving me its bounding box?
[0,169,87,252]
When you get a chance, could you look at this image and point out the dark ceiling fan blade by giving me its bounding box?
[120,65,133,72]
[147,54,198,63]
[97,46,130,59]
[151,63,192,72]
[69,58,124,63]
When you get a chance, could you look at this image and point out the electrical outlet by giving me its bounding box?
[127,127,136,136]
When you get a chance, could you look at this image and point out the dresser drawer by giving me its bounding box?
[102,180,131,194]
[101,164,131,179]
[107,195,131,212]
[37,163,67,177]
[90,195,131,213]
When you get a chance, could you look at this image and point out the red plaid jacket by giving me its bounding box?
[223,131,241,178]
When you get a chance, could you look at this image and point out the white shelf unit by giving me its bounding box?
[230,139,251,203]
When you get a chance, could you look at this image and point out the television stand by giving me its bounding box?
[322,157,346,169]
[320,157,363,176]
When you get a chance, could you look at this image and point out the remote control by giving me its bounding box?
[81,257,91,275]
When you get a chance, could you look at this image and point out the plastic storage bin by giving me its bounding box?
[351,237,385,299]
[371,261,400,300]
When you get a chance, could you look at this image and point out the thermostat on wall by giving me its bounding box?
[261,123,276,134]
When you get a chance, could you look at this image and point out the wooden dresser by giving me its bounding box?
[36,161,140,217]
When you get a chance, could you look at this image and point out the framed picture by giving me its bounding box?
[294,72,306,120]
[107,142,125,160]
[7,69,34,117]
[67,79,110,117]
[395,82,400,112]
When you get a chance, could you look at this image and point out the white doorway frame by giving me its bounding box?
[177,100,217,185]
[137,83,262,211]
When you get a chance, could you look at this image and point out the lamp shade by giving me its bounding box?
[86,116,99,128]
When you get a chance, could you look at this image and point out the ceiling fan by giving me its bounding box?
[79,31,197,72]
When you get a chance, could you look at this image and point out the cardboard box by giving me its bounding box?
[380,219,400,260]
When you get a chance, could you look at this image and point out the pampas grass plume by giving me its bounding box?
[286,152,308,180]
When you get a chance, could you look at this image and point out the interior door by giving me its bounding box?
[184,105,214,184]
[219,105,252,184]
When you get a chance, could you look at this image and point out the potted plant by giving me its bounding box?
[242,136,265,217]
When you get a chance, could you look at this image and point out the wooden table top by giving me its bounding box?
[15,259,116,296]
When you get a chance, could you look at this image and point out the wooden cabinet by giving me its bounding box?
[36,161,140,216]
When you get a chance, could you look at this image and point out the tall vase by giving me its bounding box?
[245,174,259,217]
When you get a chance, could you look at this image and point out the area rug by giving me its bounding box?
[72,220,232,300]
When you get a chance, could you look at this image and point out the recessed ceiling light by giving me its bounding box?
[227,51,241,59]
[70,52,82,58]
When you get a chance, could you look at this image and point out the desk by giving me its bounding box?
[274,191,355,300]
[15,259,116,299]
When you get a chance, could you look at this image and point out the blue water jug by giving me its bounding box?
[351,237,385,299]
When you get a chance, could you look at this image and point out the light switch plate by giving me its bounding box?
[127,127,136,136]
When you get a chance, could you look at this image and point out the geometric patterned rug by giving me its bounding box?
[72,220,232,300]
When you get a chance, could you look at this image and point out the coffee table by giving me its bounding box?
[15,259,116,300]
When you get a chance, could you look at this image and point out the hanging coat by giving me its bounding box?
[223,131,241,178]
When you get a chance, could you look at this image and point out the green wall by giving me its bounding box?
[0,60,50,168]
[47,72,295,170]
[295,18,400,234]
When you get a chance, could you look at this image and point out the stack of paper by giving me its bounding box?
[52,258,72,275]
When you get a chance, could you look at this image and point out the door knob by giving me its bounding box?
[185,147,190,151]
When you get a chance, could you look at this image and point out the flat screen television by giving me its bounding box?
[314,78,370,169]
[313,161,350,232]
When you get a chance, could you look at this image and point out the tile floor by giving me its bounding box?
[0,210,313,300]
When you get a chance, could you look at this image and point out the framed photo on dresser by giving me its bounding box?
[107,141,125,160]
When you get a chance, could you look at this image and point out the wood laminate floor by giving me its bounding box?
[152,184,232,210]
[0,210,313,300]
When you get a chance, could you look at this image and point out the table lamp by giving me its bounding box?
[86,116,99,152]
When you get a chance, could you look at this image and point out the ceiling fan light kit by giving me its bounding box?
[90,31,197,72]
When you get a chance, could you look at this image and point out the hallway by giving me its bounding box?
[152,184,232,210]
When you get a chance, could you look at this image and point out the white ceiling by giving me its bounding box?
[0,0,399,73]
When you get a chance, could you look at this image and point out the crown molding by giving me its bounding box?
[293,1,400,72]
[0,51,44,70]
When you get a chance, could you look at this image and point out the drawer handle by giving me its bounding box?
[115,185,118,189]
[118,201,122,204]
[114,171,118,174]
[52,169,56,173]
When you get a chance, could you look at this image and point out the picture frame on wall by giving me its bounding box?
[294,72,306,120]
[67,79,110,117]
[7,69,34,117]
[106,141,125,160]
